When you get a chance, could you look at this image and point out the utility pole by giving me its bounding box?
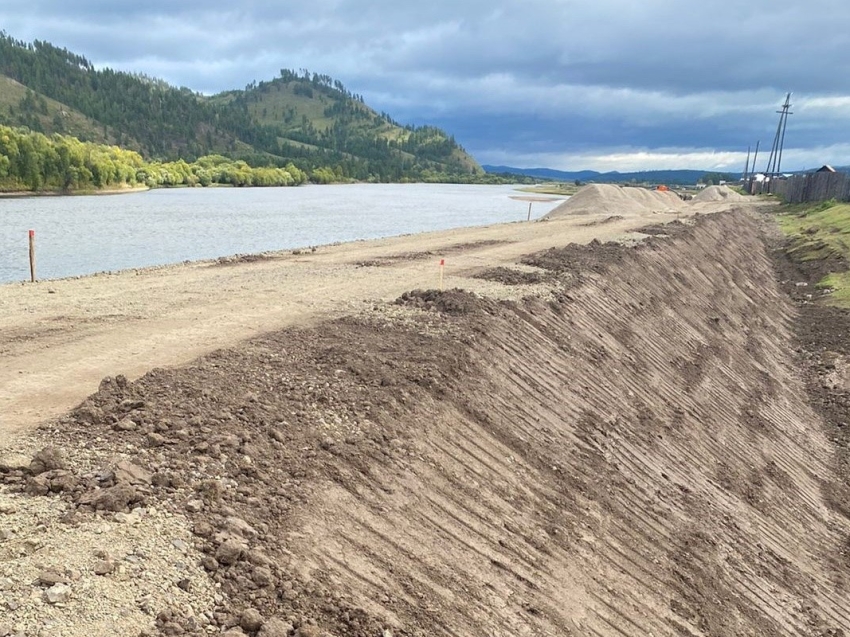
[764,93,793,178]
[752,140,760,178]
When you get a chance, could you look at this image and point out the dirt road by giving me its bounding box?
[0,204,731,440]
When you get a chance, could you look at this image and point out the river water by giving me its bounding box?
[0,184,563,284]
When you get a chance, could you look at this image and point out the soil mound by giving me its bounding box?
[693,184,747,202]
[395,288,492,314]
[473,266,547,286]
[4,212,850,636]
[544,183,683,219]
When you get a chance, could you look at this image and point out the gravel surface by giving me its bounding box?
[0,438,217,637]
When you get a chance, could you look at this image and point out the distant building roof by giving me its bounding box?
[817,164,837,173]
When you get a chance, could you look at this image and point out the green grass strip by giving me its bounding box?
[778,199,850,307]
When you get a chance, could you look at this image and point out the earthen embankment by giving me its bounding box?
[4,209,848,636]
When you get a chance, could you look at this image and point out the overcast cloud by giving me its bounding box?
[1,0,848,171]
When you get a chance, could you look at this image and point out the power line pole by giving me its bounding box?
[764,93,793,178]
[752,140,760,177]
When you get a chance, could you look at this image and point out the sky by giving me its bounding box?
[1,0,849,172]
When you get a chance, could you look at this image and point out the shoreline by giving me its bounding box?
[0,185,150,199]
[0,215,531,288]
[0,181,532,199]
[0,183,541,287]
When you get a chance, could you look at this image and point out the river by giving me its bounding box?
[0,184,563,284]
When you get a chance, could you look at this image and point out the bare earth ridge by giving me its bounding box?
[0,201,729,442]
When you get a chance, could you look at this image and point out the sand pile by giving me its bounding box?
[693,185,747,202]
[544,184,683,219]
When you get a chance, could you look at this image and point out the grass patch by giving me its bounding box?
[817,272,850,305]
[778,199,850,306]
[778,200,850,261]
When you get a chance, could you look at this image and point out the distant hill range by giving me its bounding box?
[0,33,482,182]
[483,165,742,185]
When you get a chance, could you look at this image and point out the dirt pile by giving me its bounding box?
[693,184,747,202]
[3,211,850,636]
[543,183,684,218]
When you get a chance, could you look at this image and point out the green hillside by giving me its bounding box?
[0,33,482,183]
[213,70,481,179]
[0,75,137,148]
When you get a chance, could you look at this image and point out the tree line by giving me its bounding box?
[0,126,307,192]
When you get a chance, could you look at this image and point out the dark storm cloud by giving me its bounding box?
[2,0,849,170]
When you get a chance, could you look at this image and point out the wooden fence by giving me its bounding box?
[748,171,850,203]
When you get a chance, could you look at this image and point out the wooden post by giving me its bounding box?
[527,201,533,221]
[28,230,36,283]
[439,259,445,291]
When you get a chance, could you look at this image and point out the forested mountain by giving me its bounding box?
[215,71,481,181]
[0,33,483,183]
